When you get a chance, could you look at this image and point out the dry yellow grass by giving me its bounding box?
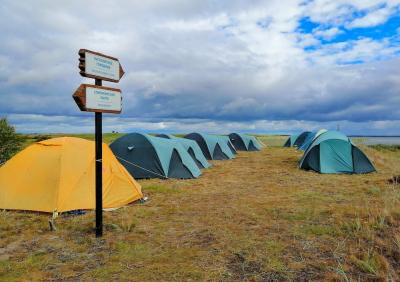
[1,136,400,281]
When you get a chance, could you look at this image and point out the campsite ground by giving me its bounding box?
[1,135,400,281]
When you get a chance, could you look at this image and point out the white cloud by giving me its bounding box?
[347,5,396,28]
[305,0,400,27]
[313,27,343,39]
[159,14,231,31]
[297,33,321,47]
[309,38,400,65]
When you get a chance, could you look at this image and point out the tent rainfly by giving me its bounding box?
[184,133,236,160]
[0,137,143,213]
[298,129,328,151]
[110,133,201,179]
[215,135,237,155]
[156,134,211,169]
[299,131,376,174]
[229,133,262,151]
[293,131,312,148]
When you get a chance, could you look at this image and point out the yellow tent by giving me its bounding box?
[0,137,143,213]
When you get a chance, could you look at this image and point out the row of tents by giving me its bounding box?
[284,130,376,174]
[110,132,261,179]
[0,133,262,213]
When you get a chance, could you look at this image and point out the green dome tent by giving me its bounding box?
[184,133,235,160]
[156,134,211,169]
[228,133,262,151]
[283,134,299,147]
[299,131,375,174]
[110,133,201,179]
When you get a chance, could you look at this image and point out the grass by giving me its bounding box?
[370,144,400,152]
[1,135,400,281]
[23,133,124,145]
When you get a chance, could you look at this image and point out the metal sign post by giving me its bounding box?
[94,79,103,237]
[73,49,124,237]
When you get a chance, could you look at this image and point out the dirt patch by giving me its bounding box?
[0,241,21,261]
[226,252,271,280]
[388,175,400,185]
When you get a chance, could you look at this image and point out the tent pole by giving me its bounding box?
[95,79,103,237]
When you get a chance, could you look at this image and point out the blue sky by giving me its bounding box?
[0,0,400,135]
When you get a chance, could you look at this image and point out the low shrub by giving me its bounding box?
[0,118,25,164]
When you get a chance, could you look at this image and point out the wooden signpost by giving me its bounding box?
[78,49,125,83]
[73,84,122,114]
[73,49,124,237]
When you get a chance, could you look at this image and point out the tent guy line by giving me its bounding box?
[116,155,169,179]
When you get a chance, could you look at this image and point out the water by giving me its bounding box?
[351,137,400,145]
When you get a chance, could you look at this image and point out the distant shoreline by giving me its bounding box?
[349,135,400,138]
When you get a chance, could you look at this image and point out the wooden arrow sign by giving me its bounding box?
[78,49,125,83]
[73,84,122,114]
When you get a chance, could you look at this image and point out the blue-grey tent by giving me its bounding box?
[283,134,299,147]
[110,133,201,179]
[156,134,211,169]
[228,133,262,151]
[184,133,235,160]
[299,131,375,174]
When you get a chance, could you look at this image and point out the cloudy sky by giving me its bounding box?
[1,0,400,135]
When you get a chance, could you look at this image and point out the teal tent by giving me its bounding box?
[215,135,237,155]
[299,131,375,174]
[298,129,327,151]
[293,131,312,148]
[184,133,235,160]
[156,134,211,169]
[228,133,262,151]
[110,133,201,179]
[283,134,299,147]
